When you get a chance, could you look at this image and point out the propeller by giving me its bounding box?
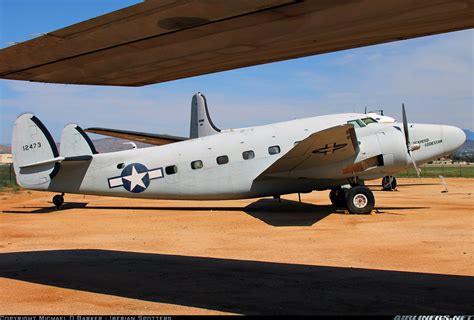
[401,103,421,179]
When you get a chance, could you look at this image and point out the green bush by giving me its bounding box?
[397,166,474,178]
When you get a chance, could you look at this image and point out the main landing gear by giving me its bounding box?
[329,185,375,214]
[52,193,64,209]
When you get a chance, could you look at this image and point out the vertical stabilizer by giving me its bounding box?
[190,92,220,138]
[60,124,97,157]
[12,113,60,188]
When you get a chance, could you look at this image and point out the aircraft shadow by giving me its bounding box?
[243,199,337,226]
[1,199,334,226]
[1,202,89,214]
[0,249,471,314]
[2,199,429,226]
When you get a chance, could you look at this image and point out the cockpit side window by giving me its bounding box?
[347,119,366,128]
[361,117,377,125]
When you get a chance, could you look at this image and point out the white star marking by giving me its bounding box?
[123,165,147,190]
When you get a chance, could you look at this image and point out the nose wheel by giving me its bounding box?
[52,193,64,209]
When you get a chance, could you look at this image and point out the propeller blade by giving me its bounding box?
[402,103,421,181]
[402,103,410,150]
[408,152,421,180]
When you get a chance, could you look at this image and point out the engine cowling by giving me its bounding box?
[375,126,409,170]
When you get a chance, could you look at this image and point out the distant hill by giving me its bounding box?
[56,137,153,153]
[0,145,11,153]
[463,129,474,141]
[90,138,153,153]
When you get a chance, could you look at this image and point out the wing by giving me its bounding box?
[85,127,188,146]
[0,0,472,86]
[258,124,358,178]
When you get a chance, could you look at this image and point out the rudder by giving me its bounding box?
[189,92,221,138]
[12,113,60,189]
[60,123,97,157]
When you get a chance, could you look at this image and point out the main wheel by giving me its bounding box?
[345,186,375,214]
[329,187,346,207]
[382,176,397,191]
[52,194,64,209]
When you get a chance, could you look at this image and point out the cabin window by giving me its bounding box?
[191,160,203,170]
[216,155,229,165]
[268,145,280,155]
[165,165,178,175]
[242,150,255,160]
[117,163,125,169]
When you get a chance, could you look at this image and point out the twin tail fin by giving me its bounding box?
[12,113,95,189]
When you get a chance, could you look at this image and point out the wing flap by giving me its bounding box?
[85,127,188,146]
[258,124,358,178]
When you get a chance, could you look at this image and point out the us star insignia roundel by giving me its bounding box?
[107,163,163,193]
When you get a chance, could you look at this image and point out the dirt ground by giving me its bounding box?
[0,178,472,315]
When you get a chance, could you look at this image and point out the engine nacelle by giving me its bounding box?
[375,126,409,170]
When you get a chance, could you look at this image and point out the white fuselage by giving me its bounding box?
[41,113,465,200]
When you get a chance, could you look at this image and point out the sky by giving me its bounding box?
[0,0,473,145]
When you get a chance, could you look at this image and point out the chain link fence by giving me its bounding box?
[0,163,17,190]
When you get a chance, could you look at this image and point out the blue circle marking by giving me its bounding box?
[121,163,150,193]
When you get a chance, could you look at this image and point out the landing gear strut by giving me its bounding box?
[382,176,397,191]
[329,186,375,214]
[52,193,64,209]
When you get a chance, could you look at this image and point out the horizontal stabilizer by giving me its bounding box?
[258,124,358,178]
[85,127,188,146]
[20,155,92,169]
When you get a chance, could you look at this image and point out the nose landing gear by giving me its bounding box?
[52,193,64,209]
[329,186,375,214]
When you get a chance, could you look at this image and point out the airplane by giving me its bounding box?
[11,92,466,214]
[3,2,471,215]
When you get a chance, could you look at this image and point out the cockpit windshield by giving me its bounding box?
[347,117,378,128]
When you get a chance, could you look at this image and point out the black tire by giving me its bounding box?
[52,194,64,209]
[345,186,375,214]
[329,187,346,207]
[382,176,397,191]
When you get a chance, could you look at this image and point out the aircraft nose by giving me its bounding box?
[442,125,466,153]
